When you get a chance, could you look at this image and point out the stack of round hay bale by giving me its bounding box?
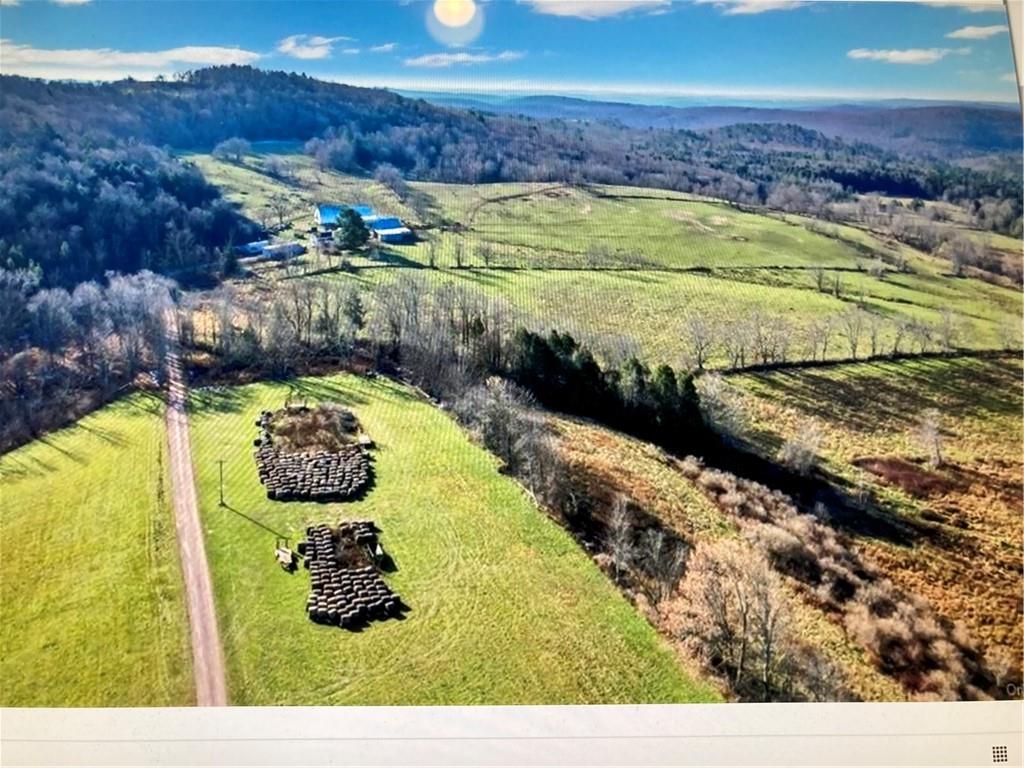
[253,415,371,502]
[299,522,402,629]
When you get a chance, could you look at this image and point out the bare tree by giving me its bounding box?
[264,156,293,181]
[838,308,866,360]
[639,528,689,605]
[606,495,634,583]
[722,319,753,369]
[891,318,910,357]
[373,163,410,201]
[808,315,836,362]
[27,288,74,363]
[940,235,980,277]
[909,320,934,354]
[865,312,885,358]
[478,242,494,268]
[936,309,962,353]
[268,193,291,231]
[264,298,301,376]
[212,137,250,163]
[812,267,827,293]
[777,419,823,475]
[698,372,747,437]
[683,313,717,370]
[666,539,795,701]
[916,408,945,468]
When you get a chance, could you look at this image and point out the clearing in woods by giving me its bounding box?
[187,373,720,705]
[0,393,194,706]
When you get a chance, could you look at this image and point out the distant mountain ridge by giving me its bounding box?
[412,93,1022,159]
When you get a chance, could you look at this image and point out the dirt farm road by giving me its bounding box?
[164,312,228,706]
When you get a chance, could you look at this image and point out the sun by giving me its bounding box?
[433,0,477,28]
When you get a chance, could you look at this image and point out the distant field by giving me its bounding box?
[730,355,1024,661]
[0,393,193,706]
[192,150,1022,366]
[187,374,719,705]
[304,264,1020,367]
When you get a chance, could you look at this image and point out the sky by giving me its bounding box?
[0,0,1018,104]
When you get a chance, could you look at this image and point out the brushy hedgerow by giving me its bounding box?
[677,455,995,700]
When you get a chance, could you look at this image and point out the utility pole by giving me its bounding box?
[217,459,226,507]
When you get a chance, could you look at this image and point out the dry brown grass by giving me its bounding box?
[682,456,993,699]
[268,403,359,453]
[731,356,1023,678]
[548,414,904,701]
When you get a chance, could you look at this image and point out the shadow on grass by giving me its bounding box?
[35,434,87,465]
[189,385,252,415]
[0,453,58,481]
[372,249,426,270]
[70,419,130,448]
[741,356,1021,437]
[222,503,290,539]
[287,375,422,407]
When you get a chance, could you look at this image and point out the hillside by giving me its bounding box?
[2,67,1019,244]
[430,94,1023,159]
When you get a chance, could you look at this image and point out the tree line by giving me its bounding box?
[680,304,1019,373]
[0,268,175,451]
[3,65,1019,265]
[0,135,256,287]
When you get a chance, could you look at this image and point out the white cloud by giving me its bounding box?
[341,47,361,55]
[0,38,261,79]
[0,0,21,6]
[276,34,352,60]
[945,24,1007,39]
[919,1,1001,11]
[695,0,805,14]
[370,42,398,53]
[403,50,525,68]
[51,0,92,4]
[847,46,971,65]
[522,0,669,19]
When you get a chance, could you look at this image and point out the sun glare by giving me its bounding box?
[433,0,477,28]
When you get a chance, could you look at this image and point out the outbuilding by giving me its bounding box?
[262,241,305,260]
[371,217,413,244]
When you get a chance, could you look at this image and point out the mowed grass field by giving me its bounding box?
[188,373,720,705]
[729,356,1024,660]
[0,393,193,706]
[192,149,1022,367]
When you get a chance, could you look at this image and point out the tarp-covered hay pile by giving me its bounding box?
[299,521,405,629]
[254,404,371,502]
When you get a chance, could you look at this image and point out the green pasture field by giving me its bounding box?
[0,393,193,706]
[187,373,720,705]
[191,150,1022,365]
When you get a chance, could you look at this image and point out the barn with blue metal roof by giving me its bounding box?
[313,202,413,244]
